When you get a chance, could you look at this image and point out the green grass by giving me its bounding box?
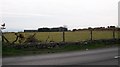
[3,30,119,43]
[2,43,118,57]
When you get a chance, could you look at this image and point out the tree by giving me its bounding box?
[72,29,77,32]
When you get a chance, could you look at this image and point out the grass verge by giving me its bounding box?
[2,43,119,57]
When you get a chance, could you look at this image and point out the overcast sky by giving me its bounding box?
[0,0,120,32]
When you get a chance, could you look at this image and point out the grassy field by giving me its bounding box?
[3,30,119,43]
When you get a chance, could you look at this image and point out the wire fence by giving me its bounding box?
[3,30,119,44]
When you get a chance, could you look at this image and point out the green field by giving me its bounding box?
[3,30,119,43]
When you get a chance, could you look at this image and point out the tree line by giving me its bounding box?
[24,26,120,32]
[24,27,68,32]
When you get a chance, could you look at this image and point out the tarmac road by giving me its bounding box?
[2,47,118,65]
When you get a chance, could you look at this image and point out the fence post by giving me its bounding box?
[113,28,115,39]
[63,29,65,42]
[90,29,93,41]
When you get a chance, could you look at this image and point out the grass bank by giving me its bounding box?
[2,43,119,57]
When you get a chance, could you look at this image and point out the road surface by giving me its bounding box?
[2,47,118,65]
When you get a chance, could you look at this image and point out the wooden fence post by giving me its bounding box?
[90,29,93,41]
[63,30,65,42]
[113,28,115,39]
